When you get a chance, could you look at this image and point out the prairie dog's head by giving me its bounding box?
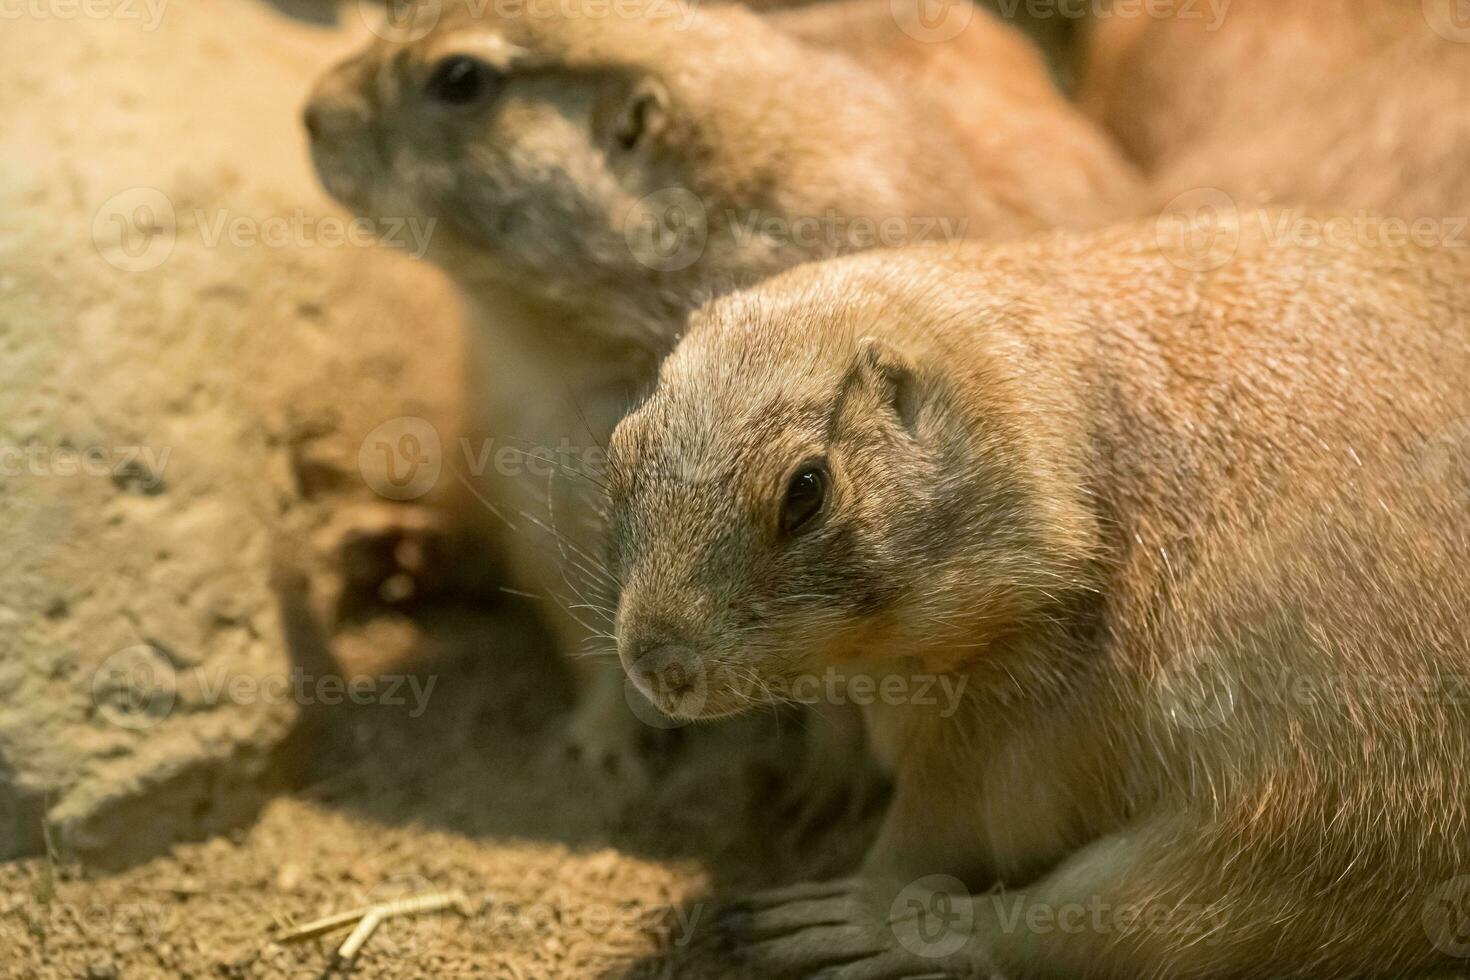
[606,254,1099,720]
[305,1,969,348]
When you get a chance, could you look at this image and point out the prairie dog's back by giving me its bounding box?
[770,0,1143,229]
[944,218,1470,548]
[1080,0,1431,173]
[1148,28,1470,216]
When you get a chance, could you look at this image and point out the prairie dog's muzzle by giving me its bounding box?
[302,55,384,209]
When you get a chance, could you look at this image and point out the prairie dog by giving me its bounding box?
[1080,0,1470,217]
[1080,0,1430,172]
[606,216,1470,976]
[1148,26,1470,219]
[305,0,1139,775]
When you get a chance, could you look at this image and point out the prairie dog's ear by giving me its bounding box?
[845,336,921,434]
[601,73,670,155]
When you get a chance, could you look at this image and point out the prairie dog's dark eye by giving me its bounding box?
[426,55,496,105]
[780,461,828,537]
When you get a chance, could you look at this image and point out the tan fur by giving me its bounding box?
[1148,26,1470,219]
[608,215,1470,976]
[1080,0,1429,171]
[305,0,1139,770]
[1080,0,1470,220]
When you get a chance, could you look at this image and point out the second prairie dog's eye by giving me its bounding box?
[780,461,828,537]
[426,55,496,105]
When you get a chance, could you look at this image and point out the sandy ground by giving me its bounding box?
[0,595,882,978]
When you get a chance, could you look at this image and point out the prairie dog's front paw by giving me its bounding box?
[714,878,993,979]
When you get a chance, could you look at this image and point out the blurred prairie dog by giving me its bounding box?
[305,0,1139,776]
[606,216,1470,976]
[1081,0,1470,217]
[1149,27,1470,219]
[1080,0,1429,172]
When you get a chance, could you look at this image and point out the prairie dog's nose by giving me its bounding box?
[632,642,700,701]
[302,89,367,144]
[303,59,375,144]
[302,101,326,140]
